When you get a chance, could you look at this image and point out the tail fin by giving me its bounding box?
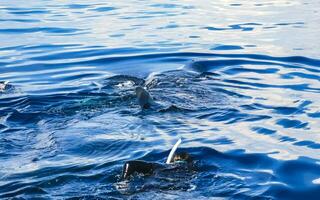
[166,138,182,164]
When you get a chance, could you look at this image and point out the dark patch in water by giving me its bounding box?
[211,45,244,51]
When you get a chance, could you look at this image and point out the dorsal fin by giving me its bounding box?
[135,86,153,109]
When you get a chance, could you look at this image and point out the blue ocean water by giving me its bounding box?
[0,0,320,199]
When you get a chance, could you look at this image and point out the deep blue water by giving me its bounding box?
[0,0,320,199]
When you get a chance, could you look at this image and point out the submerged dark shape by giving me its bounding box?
[135,86,154,109]
[122,152,193,180]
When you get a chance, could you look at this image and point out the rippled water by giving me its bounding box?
[0,0,320,199]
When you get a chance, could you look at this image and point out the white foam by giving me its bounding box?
[312,178,320,184]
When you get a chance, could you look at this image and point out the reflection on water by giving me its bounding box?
[0,0,319,199]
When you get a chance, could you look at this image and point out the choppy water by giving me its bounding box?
[0,0,320,199]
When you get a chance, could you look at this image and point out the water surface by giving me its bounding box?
[0,0,320,199]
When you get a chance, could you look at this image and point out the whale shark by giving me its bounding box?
[121,139,191,180]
